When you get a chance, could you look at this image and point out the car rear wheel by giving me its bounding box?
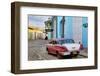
[71,51,79,57]
[72,54,78,57]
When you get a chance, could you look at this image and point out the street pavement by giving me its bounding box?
[28,39,88,61]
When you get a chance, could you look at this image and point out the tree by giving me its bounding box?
[83,23,88,28]
[44,18,52,29]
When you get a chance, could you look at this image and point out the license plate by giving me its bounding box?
[72,47,76,49]
[63,52,70,55]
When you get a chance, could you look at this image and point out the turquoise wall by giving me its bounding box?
[57,16,73,39]
[48,32,51,39]
[57,16,63,38]
[64,16,73,39]
[82,17,88,48]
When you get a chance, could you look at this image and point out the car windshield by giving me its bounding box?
[58,39,74,44]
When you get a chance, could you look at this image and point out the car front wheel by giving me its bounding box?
[46,47,48,51]
[46,48,50,54]
[57,52,62,59]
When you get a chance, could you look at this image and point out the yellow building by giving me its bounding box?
[28,26,45,40]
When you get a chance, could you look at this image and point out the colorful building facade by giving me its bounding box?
[48,16,88,48]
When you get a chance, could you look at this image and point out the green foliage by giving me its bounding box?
[83,23,88,28]
[44,19,52,29]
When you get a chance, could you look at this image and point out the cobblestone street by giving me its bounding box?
[28,40,88,61]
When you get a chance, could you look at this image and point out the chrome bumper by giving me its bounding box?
[60,51,79,56]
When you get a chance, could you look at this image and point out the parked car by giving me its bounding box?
[46,39,83,59]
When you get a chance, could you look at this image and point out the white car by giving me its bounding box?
[46,38,83,58]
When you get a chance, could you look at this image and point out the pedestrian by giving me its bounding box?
[45,36,48,40]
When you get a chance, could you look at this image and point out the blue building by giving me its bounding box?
[47,16,88,48]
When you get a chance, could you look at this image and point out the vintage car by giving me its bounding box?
[46,39,83,58]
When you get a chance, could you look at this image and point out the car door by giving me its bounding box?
[49,41,58,54]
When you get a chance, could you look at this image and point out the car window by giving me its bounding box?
[58,40,64,44]
[65,39,74,43]
[58,39,74,44]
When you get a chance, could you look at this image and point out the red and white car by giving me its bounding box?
[46,39,83,58]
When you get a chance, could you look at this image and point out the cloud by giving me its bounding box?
[28,15,52,28]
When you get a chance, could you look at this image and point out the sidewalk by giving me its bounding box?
[79,49,88,57]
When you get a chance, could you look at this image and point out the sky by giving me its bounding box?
[28,15,52,29]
